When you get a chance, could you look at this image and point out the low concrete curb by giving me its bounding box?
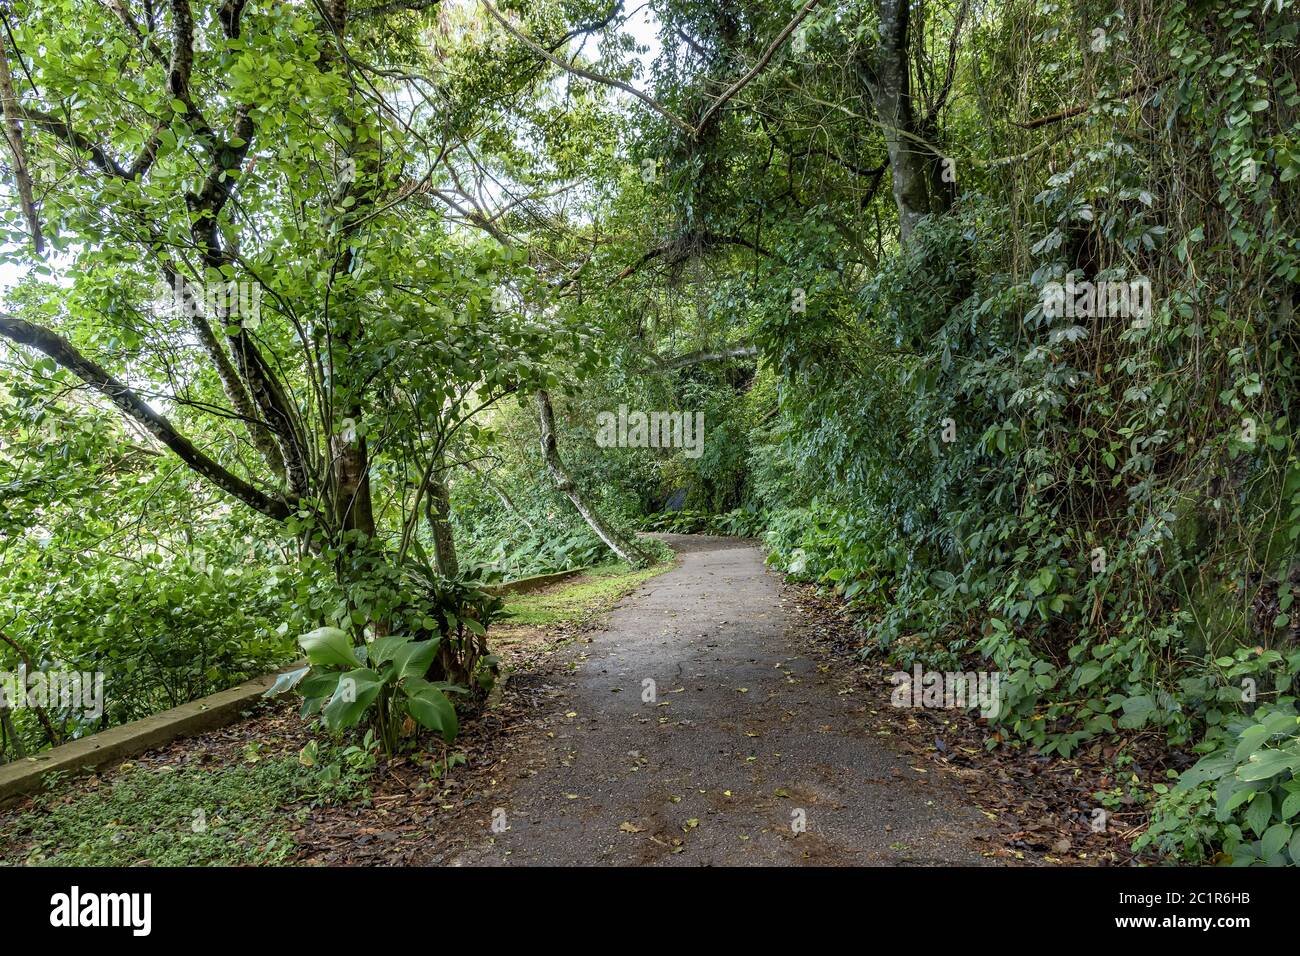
[485,566,586,596]
[0,662,304,807]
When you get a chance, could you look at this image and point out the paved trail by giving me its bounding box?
[452,535,997,866]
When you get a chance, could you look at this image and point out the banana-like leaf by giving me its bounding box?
[366,634,413,666]
[262,665,310,698]
[299,626,359,668]
[299,667,345,699]
[322,667,384,731]
[391,637,440,680]
[404,684,457,743]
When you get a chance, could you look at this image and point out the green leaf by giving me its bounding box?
[1261,711,1300,736]
[1077,662,1103,685]
[1117,694,1155,729]
[405,685,457,743]
[391,637,440,679]
[321,667,384,731]
[1244,792,1274,837]
[299,626,358,668]
[1178,750,1238,790]
[366,634,412,666]
[1281,791,1300,821]
[1234,723,1271,761]
[1261,822,1292,858]
[1237,748,1300,782]
[299,668,344,700]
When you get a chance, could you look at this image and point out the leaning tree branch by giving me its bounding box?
[694,0,825,133]
[660,344,759,369]
[1015,72,1175,130]
[11,104,129,178]
[536,389,650,568]
[0,629,60,748]
[0,312,293,521]
[480,0,697,137]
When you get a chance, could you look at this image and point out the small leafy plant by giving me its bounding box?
[279,626,464,756]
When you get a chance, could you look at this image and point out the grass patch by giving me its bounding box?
[500,559,673,628]
[2,741,371,866]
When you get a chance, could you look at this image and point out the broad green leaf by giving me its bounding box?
[299,668,344,700]
[1234,723,1271,761]
[1244,792,1274,837]
[1281,791,1300,821]
[299,626,358,668]
[1117,695,1155,729]
[1260,822,1292,858]
[1177,750,1238,790]
[405,686,457,743]
[321,668,384,731]
[366,634,412,666]
[392,637,439,679]
[262,665,309,698]
[1238,748,1300,782]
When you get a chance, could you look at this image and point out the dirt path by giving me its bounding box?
[446,535,1000,866]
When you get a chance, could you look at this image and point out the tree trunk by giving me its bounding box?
[323,0,378,547]
[332,431,375,537]
[426,454,459,577]
[857,0,933,246]
[536,390,650,568]
[0,705,24,761]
